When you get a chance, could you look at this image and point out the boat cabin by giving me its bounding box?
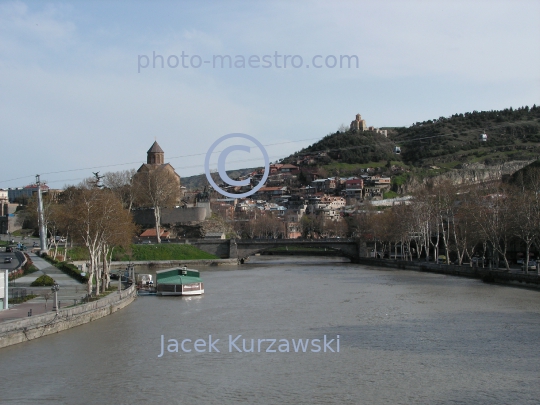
[155,266,204,296]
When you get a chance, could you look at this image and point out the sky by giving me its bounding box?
[0,0,539,190]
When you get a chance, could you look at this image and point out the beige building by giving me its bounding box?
[350,113,367,132]
[350,114,387,137]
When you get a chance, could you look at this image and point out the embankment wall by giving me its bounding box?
[358,258,540,288]
[0,285,137,349]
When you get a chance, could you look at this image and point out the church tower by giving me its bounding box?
[147,141,165,165]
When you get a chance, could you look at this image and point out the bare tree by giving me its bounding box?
[133,168,180,243]
[103,169,137,211]
[61,186,136,295]
[470,183,513,270]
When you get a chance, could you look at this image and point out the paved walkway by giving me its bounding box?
[0,253,90,323]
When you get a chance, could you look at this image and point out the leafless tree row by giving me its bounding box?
[350,177,540,272]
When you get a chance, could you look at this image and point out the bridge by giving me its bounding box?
[191,239,364,263]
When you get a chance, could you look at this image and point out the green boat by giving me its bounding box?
[155,266,204,296]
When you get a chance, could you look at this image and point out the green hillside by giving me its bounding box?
[181,105,540,189]
[393,105,540,166]
[279,105,540,172]
[297,130,396,164]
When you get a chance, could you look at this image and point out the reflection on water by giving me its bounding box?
[1,256,540,405]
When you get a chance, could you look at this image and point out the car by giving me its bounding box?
[516,258,524,265]
[471,257,486,265]
[4,257,12,263]
[522,261,537,271]
[5,247,13,253]
[141,240,152,244]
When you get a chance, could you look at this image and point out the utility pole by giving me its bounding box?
[36,175,48,255]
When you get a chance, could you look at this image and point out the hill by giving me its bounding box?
[182,105,540,190]
[182,168,256,191]
[393,105,540,167]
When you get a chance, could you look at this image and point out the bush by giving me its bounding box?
[22,253,39,275]
[31,274,55,286]
[42,254,89,283]
[55,261,89,283]
[383,191,398,199]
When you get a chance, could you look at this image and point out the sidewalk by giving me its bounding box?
[0,253,89,323]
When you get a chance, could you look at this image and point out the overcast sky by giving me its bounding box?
[1,0,539,189]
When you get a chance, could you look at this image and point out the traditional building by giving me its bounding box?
[350,113,387,137]
[350,113,367,132]
[136,141,182,202]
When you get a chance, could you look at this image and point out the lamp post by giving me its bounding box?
[118,268,122,293]
[51,281,60,313]
[36,175,48,255]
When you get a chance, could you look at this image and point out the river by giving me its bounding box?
[1,256,539,404]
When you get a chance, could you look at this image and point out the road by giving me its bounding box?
[0,248,21,271]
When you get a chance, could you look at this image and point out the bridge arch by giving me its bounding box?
[234,239,360,263]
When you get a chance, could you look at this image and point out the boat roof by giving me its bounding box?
[156,267,202,285]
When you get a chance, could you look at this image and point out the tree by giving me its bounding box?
[470,183,513,270]
[103,169,137,211]
[510,187,539,273]
[133,168,180,243]
[62,186,136,296]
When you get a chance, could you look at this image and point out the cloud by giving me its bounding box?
[0,1,538,188]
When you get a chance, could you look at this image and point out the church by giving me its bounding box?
[131,141,210,237]
[136,141,182,202]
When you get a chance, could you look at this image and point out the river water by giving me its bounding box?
[1,256,539,405]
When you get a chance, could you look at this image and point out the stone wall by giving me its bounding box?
[0,285,137,349]
[192,240,233,258]
[132,207,207,228]
[402,160,535,194]
[357,258,540,288]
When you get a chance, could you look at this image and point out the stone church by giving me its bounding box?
[136,141,182,201]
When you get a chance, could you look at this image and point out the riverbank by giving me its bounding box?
[0,285,137,349]
[358,257,540,289]
[72,258,238,270]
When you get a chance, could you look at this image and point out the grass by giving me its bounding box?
[437,161,462,169]
[9,294,38,304]
[10,229,34,237]
[115,244,219,261]
[323,160,410,175]
[56,244,219,261]
[23,264,39,275]
[55,246,88,261]
[383,191,398,199]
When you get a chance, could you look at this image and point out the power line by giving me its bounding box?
[0,137,320,185]
[0,123,516,186]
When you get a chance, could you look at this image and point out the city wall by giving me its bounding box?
[131,207,207,226]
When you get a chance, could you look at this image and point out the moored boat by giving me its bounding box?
[155,266,204,296]
[136,273,156,295]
